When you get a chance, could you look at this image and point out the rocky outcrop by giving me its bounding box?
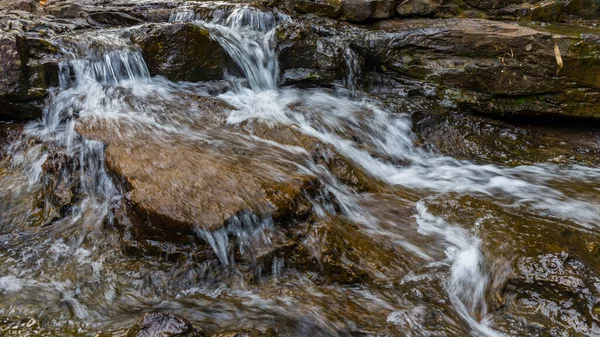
[277,16,600,119]
[371,19,600,119]
[132,23,229,82]
[289,0,599,22]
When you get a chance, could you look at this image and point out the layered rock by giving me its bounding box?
[277,16,600,119]
[372,18,600,119]
[292,0,600,22]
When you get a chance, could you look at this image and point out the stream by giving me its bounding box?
[1,4,600,337]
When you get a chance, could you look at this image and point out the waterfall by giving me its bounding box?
[172,5,286,91]
[343,47,362,95]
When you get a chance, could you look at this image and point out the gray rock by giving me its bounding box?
[125,312,200,337]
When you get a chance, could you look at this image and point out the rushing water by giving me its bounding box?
[1,4,600,337]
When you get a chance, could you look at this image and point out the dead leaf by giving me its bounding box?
[554,44,563,76]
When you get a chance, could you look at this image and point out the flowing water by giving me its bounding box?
[1,5,600,337]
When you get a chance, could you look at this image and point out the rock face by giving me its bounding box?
[0,32,60,119]
[126,312,200,337]
[133,23,229,82]
[339,0,396,21]
[277,16,600,119]
[375,19,600,119]
[0,32,27,100]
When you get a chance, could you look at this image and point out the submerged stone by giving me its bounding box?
[126,312,200,337]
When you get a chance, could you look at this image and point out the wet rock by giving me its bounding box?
[87,11,144,26]
[126,312,200,337]
[76,96,320,241]
[0,32,27,99]
[276,18,349,85]
[0,31,46,119]
[0,0,38,13]
[294,0,342,18]
[0,30,61,119]
[396,0,439,17]
[530,0,564,22]
[413,106,600,165]
[498,253,600,335]
[565,0,600,21]
[367,18,600,119]
[339,0,396,21]
[44,2,83,19]
[299,214,411,284]
[133,23,228,82]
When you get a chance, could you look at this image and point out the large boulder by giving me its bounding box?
[75,96,320,241]
[339,0,396,21]
[275,18,352,85]
[294,0,343,17]
[396,0,439,17]
[133,23,229,82]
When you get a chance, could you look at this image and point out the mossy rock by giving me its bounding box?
[133,23,227,82]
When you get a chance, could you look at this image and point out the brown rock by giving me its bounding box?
[75,96,319,240]
[339,0,396,21]
[133,23,228,82]
[396,0,439,17]
[294,0,342,17]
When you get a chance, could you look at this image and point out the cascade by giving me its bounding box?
[0,3,599,337]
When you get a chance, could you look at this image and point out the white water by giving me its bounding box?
[1,4,600,336]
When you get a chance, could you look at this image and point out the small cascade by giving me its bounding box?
[206,6,284,91]
[415,202,504,337]
[343,47,362,95]
[170,5,286,91]
[194,211,274,267]
[5,32,158,243]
